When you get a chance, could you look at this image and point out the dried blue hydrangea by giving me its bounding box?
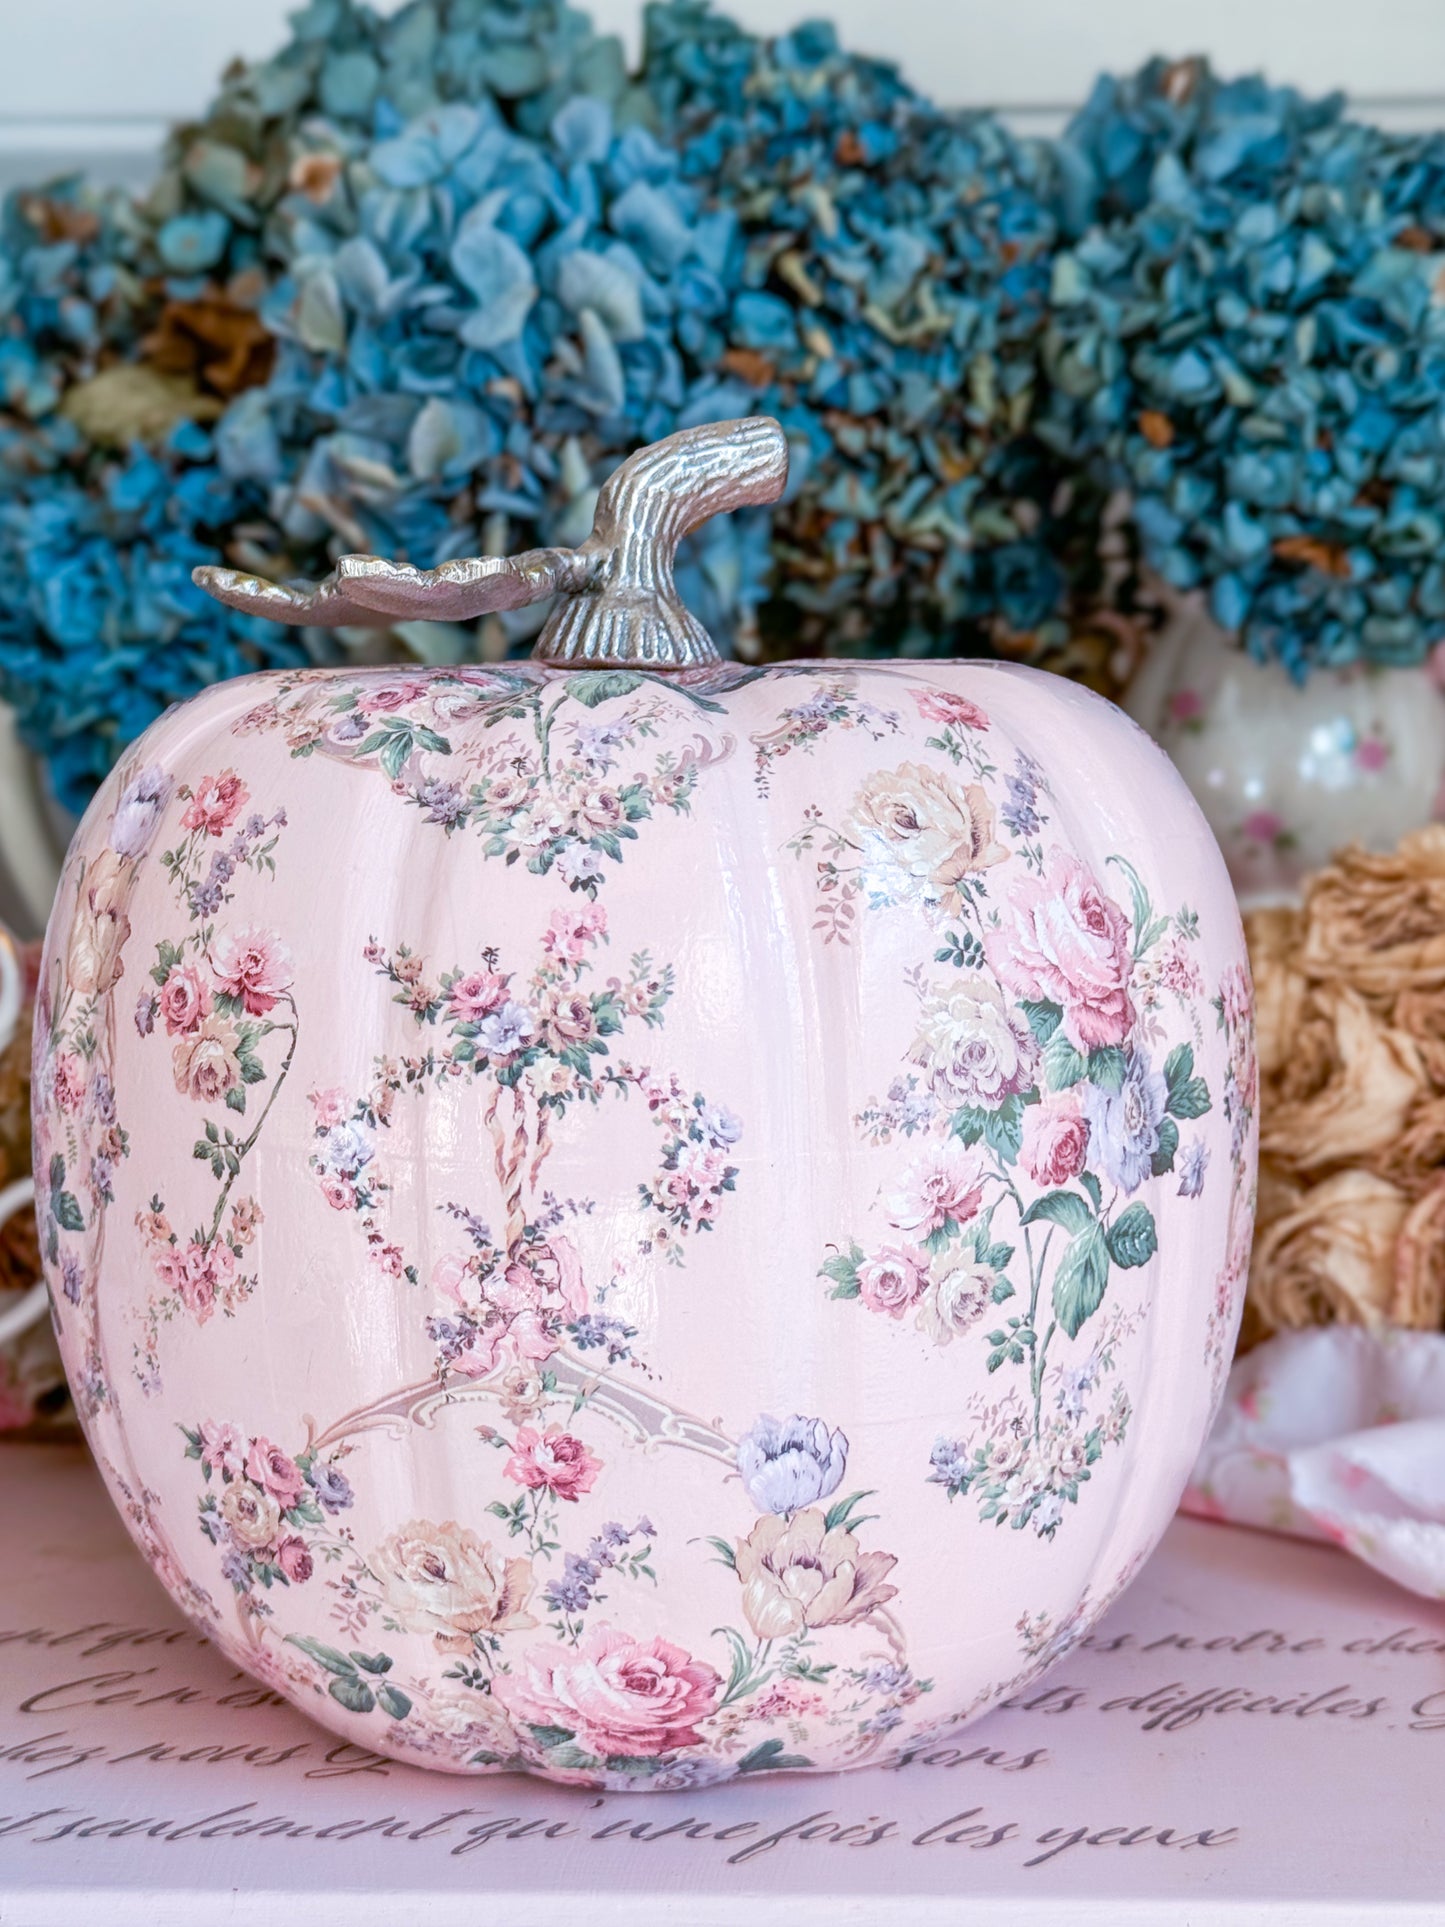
[1042,58,1445,673]
[4,11,1445,813]
[225,87,773,643]
[645,5,1087,657]
[0,0,666,809]
[1,0,1080,808]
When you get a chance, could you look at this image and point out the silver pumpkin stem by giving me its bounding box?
[192,415,789,672]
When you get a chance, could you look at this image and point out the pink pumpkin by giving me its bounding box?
[34,420,1255,1786]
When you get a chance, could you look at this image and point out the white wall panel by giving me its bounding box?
[0,0,1440,134]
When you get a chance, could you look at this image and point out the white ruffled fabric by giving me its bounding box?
[1184,1327,1445,1600]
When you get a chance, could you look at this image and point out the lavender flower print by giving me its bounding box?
[317,1122,374,1178]
[1177,1140,1210,1199]
[310,1462,354,1515]
[109,766,174,861]
[1083,1053,1169,1196]
[477,1002,535,1056]
[737,1414,848,1514]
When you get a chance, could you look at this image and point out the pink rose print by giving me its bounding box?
[209,926,294,1016]
[155,1239,235,1324]
[52,1052,86,1113]
[1020,1094,1091,1187]
[158,962,212,1036]
[181,770,250,837]
[913,688,990,732]
[498,1624,720,1760]
[856,1246,928,1318]
[198,1419,247,1480]
[245,1438,306,1511]
[446,970,508,1021]
[543,902,609,963]
[275,1535,314,1583]
[989,852,1135,1051]
[888,1149,986,1238]
[504,1428,603,1503]
[308,1087,349,1130]
[359,675,433,713]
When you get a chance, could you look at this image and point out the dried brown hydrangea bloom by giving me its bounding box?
[1244,826,1445,1338]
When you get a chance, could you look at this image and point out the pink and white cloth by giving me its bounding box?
[1186,1327,1445,1600]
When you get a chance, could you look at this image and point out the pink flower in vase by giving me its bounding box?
[319,1175,356,1212]
[543,903,609,963]
[1354,735,1390,774]
[1020,1094,1091,1188]
[1240,810,1286,846]
[275,1535,314,1583]
[433,1251,480,1313]
[359,675,432,713]
[52,1052,87,1114]
[157,1239,234,1324]
[1167,688,1204,725]
[308,1087,349,1130]
[856,1246,928,1319]
[447,969,509,1022]
[887,1149,985,1239]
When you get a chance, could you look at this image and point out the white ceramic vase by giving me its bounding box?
[1125,600,1445,908]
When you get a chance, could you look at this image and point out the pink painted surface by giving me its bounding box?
[31,659,1256,1784]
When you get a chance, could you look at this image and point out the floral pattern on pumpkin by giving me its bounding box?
[306,902,740,1381]
[696,1412,930,1772]
[808,731,1214,1539]
[32,762,179,1413]
[183,1417,357,1610]
[126,772,294,1389]
[750,675,902,796]
[233,665,735,895]
[1206,963,1258,1394]
[181,1385,928,1785]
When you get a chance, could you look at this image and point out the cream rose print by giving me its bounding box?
[306,900,740,1383]
[812,708,1214,1539]
[233,665,730,895]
